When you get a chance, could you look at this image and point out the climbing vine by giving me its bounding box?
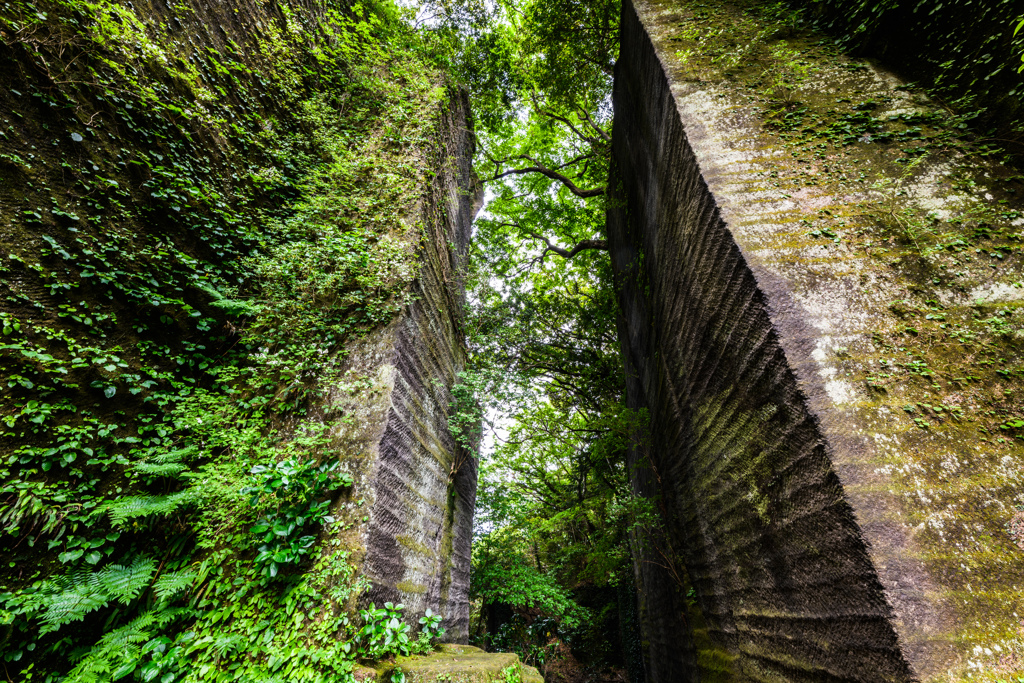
[0,0,457,678]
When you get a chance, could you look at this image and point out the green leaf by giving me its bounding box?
[96,556,157,604]
[59,549,85,563]
[112,661,138,679]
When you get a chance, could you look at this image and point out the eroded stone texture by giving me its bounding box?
[609,0,1024,680]
[330,89,482,643]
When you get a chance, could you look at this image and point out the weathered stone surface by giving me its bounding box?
[329,89,483,643]
[790,0,1021,135]
[383,644,543,683]
[608,0,1024,681]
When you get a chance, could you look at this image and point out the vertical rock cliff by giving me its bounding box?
[608,0,1024,681]
[0,0,480,675]
[335,89,482,642]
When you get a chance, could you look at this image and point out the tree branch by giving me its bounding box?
[576,105,611,143]
[531,91,606,148]
[523,228,607,261]
[487,154,605,198]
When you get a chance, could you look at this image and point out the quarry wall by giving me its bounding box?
[609,0,1024,681]
[0,0,479,675]
[339,88,482,641]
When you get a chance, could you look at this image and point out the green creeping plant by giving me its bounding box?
[355,602,443,659]
[243,458,353,578]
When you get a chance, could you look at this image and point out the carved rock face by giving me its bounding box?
[329,90,483,644]
[608,0,1024,680]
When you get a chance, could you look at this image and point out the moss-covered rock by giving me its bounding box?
[381,645,543,683]
[609,0,1024,680]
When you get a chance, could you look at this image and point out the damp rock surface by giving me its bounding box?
[608,0,1024,680]
[358,645,543,683]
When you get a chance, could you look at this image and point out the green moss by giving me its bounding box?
[397,535,435,558]
[381,645,544,683]
[638,0,1024,678]
[397,581,429,594]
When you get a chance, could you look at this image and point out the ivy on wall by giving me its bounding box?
[0,0,455,679]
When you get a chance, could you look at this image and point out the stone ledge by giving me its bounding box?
[356,645,544,683]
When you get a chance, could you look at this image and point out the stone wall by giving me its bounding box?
[0,0,480,671]
[609,0,1024,680]
[335,89,482,642]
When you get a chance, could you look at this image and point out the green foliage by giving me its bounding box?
[0,0,458,677]
[355,602,440,658]
[446,370,486,452]
[66,607,193,683]
[436,0,673,676]
[1015,17,1024,74]
[489,615,558,670]
[499,663,524,683]
[105,492,191,529]
[244,458,352,578]
[1,556,157,635]
[418,607,445,640]
[472,536,584,630]
[442,0,636,670]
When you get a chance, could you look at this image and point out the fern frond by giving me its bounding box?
[132,446,197,477]
[105,491,190,528]
[133,461,188,476]
[152,569,196,602]
[70,662,124,683]
[96,556,156,605]
[64,607,193,681]
[153,446,197,462]
[212,632,247,657]
[39,585,108,633]
[147,605,193,627]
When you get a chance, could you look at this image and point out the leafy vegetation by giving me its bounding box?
[355,603,444,659]
[0,0,459,678]
[4,0,1024,678]
[243,457,351,579]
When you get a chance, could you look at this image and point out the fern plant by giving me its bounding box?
[66,607,193,682]
[25,556,157,634]
[105,492,191,529]
[132,445,198,480]
[152,569,197,603]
